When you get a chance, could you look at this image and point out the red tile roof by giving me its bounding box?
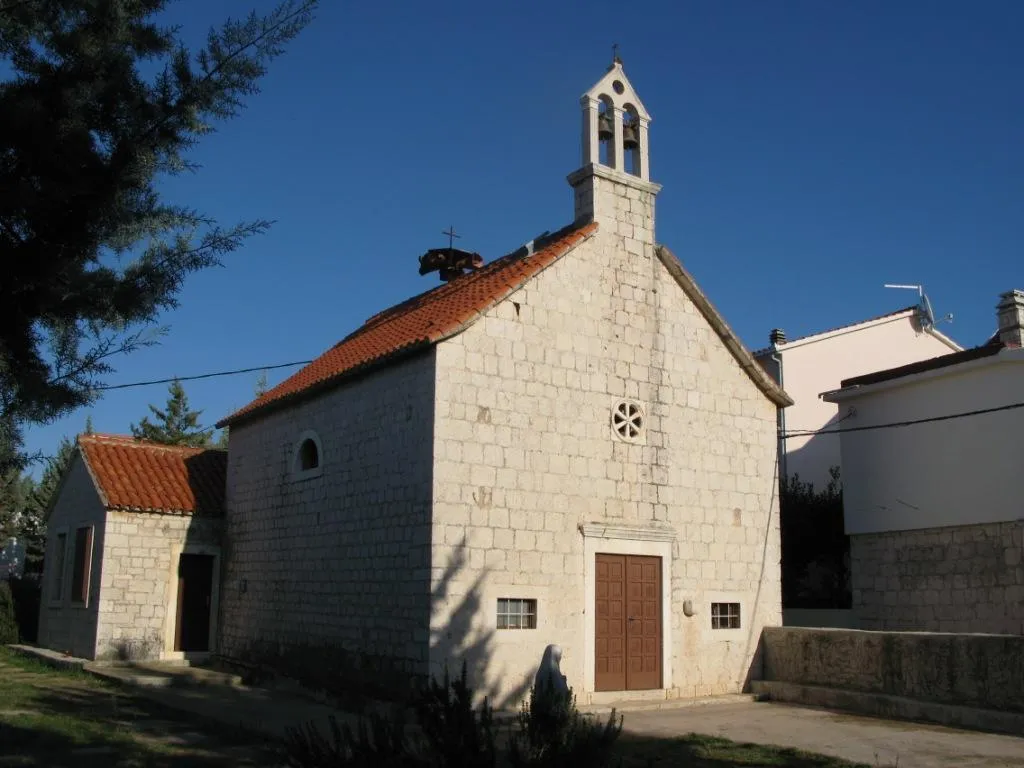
[219,221,599,426]
[78,435,226,516]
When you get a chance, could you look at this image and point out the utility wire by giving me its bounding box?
[780,400,1024,439]
[94,359,313,391]
[89,361,1024,440]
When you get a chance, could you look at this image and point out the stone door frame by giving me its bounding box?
[162,543,221,661]
[580,524,674,694]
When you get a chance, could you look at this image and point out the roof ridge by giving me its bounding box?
[356,223,589,337]
[78,433,225,454]
[220,220,598,427]
[752,305,920,356]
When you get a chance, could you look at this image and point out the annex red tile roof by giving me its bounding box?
[78,434,226,516]
[219,221,599,426]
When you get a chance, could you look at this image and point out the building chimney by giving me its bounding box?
[769,328,787,347]
[996,290,1024,348]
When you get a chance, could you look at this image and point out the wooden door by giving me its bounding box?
[595,554,662,691]
[174,554,215,653]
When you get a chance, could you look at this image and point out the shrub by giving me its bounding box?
[283,711,421,768]
[507,678,622,768]
[0,580,18,644]
[413,663,495,768]
[282,661,622,768]
[282,662,495,768]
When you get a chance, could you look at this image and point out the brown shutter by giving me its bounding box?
[70,527,93,604]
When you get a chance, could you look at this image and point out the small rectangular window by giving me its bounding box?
[70,527,94,605]
[50,533,67,601]
[497,598,537,630]
[711,602,741,630]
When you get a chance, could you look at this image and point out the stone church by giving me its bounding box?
[37,60,790,707]
[213,59,790,706]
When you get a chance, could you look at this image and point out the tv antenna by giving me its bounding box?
[884,283,952,331]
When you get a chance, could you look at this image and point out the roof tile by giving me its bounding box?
[220,221,598,426]
[78,435,226,516]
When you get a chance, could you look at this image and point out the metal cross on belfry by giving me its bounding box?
[612,43,621,65]
[442,226,460,250]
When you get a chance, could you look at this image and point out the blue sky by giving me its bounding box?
[23,0,1024,464]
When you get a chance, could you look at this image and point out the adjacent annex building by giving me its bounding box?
[755,304,960,491]
[824,290,1024,636]
[212,59,791,705]
[38,435,225,661]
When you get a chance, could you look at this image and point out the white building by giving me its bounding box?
[756,307,960,490]
[823,290,1024,635]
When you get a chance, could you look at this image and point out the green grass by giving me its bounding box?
[1,648,887,767]
[617,733,878,767]
[0,646,270,766]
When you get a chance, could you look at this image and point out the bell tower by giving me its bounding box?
[568,54,661,246]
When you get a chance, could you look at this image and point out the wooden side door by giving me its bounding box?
[174,554,215,653]
[594,553,662,691]
[595,554,627,691]
[625,555,662,690]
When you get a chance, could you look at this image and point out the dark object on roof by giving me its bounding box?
[419,247,484,282]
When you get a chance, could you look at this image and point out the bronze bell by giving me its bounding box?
[622,121,639,151]
[598,113,614,141]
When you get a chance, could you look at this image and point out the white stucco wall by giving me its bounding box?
[768,315,958,490]
[831,348,1024,535]
[219,352,436,695]
[430,168,782,706]
[37,453,106,659]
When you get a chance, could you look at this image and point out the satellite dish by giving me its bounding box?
[919,293,935,329]
[884,283,941,330]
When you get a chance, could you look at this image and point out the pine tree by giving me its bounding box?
[255,370,270,398]
[131,380,212,447]
[0,0,318,467]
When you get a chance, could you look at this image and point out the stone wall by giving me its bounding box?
[762,626,1024,713]
[851,521,1024,635]
[95,511,221,660]
[430,166,782,705]
[37,454,106,659]
[219,353,436,697]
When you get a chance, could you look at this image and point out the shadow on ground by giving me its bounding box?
[0,682,274,767]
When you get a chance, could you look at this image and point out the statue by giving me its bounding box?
[534,644,569,699]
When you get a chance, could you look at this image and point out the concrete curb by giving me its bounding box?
[6,643,89,672]
[751,680,1024,737]
[580,692,758,715]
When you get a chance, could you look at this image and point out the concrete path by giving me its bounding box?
[622,700,1024,768]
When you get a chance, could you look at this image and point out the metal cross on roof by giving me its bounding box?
[612,43,621,65]
[442,226,460,250]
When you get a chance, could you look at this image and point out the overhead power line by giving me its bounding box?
[781,401,1024,439]
[94,359,313,391]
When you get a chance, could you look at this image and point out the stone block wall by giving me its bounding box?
[219,353,436,697]
[762,626,1024,712]
[95,511,221,660]
[430,171,782,705]
[37,455,106,659]
[851,521,1024,635]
